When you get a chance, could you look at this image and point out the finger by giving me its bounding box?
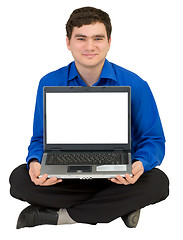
[116,175,129,185]
[125,174,136,184]
[110,175,129,185]
[41,177,62,186]
[125,171,143,184]
[34,174,48,185]
[110,178,121,184]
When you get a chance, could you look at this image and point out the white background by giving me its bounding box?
[1,0,182,239]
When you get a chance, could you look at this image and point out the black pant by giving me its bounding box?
[9,164,169,224]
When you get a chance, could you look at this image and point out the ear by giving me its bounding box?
[66,37,71,50]
[108,37,111,50]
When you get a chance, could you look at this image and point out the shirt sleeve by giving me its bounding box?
[131,81,166,172]
[26,80,44,168]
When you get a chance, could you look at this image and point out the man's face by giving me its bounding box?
[66,22,111,70]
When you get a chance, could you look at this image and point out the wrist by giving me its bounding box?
[29,158,39,168]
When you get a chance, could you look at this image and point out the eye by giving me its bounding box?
[95,38,103,41]
[77,38,86,41]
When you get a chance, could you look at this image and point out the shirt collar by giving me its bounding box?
[68,59,117,83]
[99,59,117,82]
[68,62,79,81]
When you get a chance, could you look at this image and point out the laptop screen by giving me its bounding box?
[45,91,129,145]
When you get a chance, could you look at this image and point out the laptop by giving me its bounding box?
[40,86,132,179]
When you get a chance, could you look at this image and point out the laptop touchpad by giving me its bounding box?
[68,166,92,173]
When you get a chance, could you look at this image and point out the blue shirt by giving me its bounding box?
[26,59,165,172]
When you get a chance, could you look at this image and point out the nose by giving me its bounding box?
[85,39,95,51]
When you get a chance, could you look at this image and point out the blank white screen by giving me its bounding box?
[46,92,128,144]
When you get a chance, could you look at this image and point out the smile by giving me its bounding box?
[82,54,98,58]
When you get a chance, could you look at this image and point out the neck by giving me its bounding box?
[75,61,105,86]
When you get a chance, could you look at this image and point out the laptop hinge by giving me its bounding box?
[50,148,62,152]
[114,149,125,152]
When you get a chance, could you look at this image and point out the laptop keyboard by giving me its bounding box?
[46,151,128,165]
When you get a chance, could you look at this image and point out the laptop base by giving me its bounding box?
[40,152,132,179]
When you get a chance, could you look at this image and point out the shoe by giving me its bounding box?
[16,205,59,229]
[122,209,140,228]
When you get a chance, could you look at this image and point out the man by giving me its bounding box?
[10,7,169,229]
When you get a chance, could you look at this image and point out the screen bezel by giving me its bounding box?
[43,86,131,151]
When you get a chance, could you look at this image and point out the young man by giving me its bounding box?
[10,7,169,229]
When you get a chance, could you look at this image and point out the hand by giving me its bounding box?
[109,161,144,185]
[29,161,62,186]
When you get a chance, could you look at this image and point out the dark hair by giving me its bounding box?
[66,7,112,41]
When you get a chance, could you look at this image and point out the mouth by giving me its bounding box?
[82,53,98,58]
